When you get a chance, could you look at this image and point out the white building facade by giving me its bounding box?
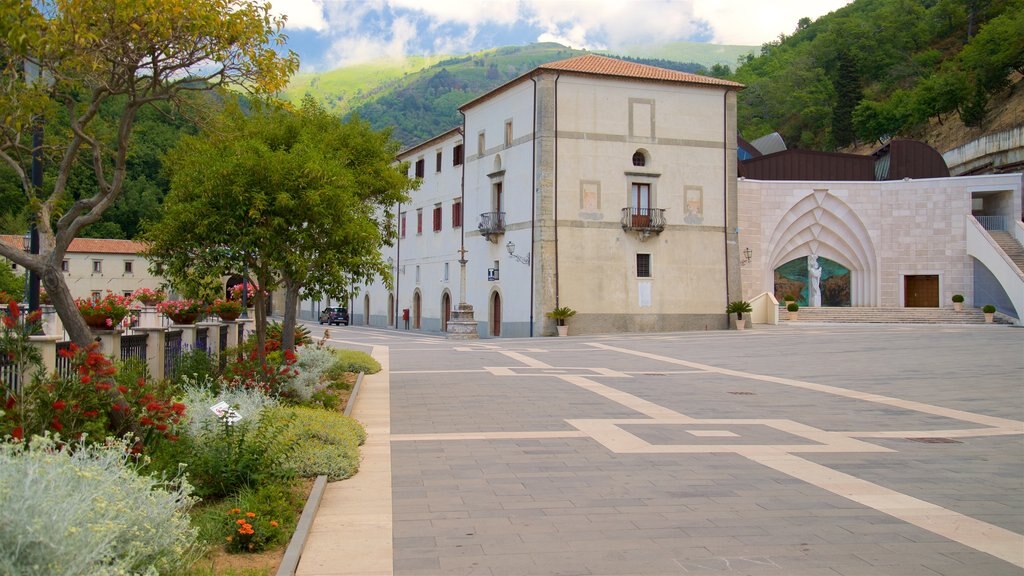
[352,55,744,337]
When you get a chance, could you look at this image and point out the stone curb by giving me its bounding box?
[277,371,365,576]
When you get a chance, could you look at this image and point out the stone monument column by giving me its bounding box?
[447,247,479,339]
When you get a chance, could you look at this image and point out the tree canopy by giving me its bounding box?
[0,0,299,345]
[144,96,415,351]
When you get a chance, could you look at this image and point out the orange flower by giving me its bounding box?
[229,508,241,514]
[236,519,246,525]
[245,512,256,518]
[269,521,278,528]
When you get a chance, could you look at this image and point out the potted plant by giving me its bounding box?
[229,283,258,306]
[951,294,964,311]
[726,300,752,330]
[982,304,996,323]
[786,301,799,320]
[157,299,205,325]
[209,298,243,321]
[133,287,167,307]
[77,291,131,330]
[546,306,577,337]
[783,294,796,307]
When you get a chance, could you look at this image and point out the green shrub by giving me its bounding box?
[180,412,297,500]
[224,482,304,553]
[180,379,279,439]
[289,346,339,402]
[951,294,964,303]
[271,406,365,480]
[330,349,381,375]
[982,304,996,313]
[266,321,311,347]
[787,302,800,312]
[0,435,199,576]
[172,347,221,389]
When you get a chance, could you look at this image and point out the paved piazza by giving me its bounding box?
[298,323,1023,576]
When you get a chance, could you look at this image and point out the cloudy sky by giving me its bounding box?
[272,0,854,71]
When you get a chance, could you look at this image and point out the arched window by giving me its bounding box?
[632,150,646,167]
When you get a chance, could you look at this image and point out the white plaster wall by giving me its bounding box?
[739,173,1023,307]
[61,252,163,299]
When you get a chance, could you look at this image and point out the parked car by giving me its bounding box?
[318,307,349,326]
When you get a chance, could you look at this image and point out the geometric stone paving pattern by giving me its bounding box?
[311,324,1023,576]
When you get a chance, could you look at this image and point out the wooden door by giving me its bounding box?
[491,292,501,337]
[904,275,939,307]
[441,293,451,332]
[413,291,421,329]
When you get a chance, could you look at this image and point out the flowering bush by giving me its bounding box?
[224,507,283,553]
[132,287,167,306]
[0,435,199,576]
[229,283,259,303]
[1,342,186,448]
[223,344,298,398]
[157,299,205,316]
[209,298,242,318]
[271,405,365,480]
[76,291,131,327]
[0,291,17,305]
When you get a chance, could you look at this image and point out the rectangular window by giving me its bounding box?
[433,204,442,232]
[92,260,102,274]
[415,158,425,178]
[477,131,485,156]
[444,262,449,282]
[124,261,133,274]
[91,291,102,301]
[636,254,652,278]
[61,260,69,273]
[123,291,133,298]
[453,144,464,166]
[400,212,406,238]
[452,200,462,228]
[504,120,513,146]
[416,208,423,235]
[415,265,421,283]
[435,150,442,173]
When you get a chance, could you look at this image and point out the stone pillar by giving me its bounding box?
[198,320,220,357]
[92,329,122,358]
[175,324,197,350]
[28,335,61,374]
[138,305,161,328]
[134,327,166,381]
[533,71,559,337]
[447,304,480,339]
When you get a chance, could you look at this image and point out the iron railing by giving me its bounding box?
[164,330,183,380]
[478,211,506,237]
[195,327,209,354]
[55,341,74,380]
[620,207,667,233]
[120,333,148,363]
[976,215,1011,231]
[0,353,22,395]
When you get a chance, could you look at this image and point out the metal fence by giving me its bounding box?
[0,354,22,395]
[55,340,74,380]
[976,215,1011,231]
[195,327,209,354]
[164,330,183,381]
[120,333,148,363]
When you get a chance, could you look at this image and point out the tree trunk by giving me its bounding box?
[281,278,302,352]
[41,267,93,346]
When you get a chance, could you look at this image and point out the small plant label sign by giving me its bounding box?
[209,401,242,424]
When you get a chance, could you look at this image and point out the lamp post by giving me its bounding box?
[24,58,49,315]
[506,240,530,266]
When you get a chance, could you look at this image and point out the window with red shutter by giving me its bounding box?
[433,205,442,232]
[452,201,462,228]
[416,209,423,234]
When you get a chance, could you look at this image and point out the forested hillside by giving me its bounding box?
[732,0,1024,150]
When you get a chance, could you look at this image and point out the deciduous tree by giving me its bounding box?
[0,0,298,345]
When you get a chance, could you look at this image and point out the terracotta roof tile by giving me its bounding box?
[0,235,147,255]
[538,54,744,88]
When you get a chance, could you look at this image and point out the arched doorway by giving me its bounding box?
[363,294,370,325]
[441,292,451,332]
[774,256,851,307]
[412,291,421,329]
[388,293,395,328]
[490,291,502,337]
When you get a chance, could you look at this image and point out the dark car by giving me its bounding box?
[318,307,349,326]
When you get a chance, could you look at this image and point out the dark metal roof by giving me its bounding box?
[739,140,950,181]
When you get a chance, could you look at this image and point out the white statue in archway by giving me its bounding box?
[808,254,822,307]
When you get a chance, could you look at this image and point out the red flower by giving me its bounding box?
[171,403,186,415]
[117,385,128,394]
[11,427,23,440]
[95,383,112,391]
[139,417,154,426]
[145,401,162,412]
[80,375,92,384]
[5,396,15,410]
[52,400,66,411]
[82,410,99,418]
[51,418,63,431]
[155,423,168,431]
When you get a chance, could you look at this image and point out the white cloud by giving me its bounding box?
[271,0,854,68]
[271,0,329,32]
[692,0,852,45]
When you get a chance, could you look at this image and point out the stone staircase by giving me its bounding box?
[779,306,1012,324]
[988,231,1024,273]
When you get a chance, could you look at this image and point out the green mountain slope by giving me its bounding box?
[283,42,716,147]
[732,0,1023,150]
[600,41,755,70]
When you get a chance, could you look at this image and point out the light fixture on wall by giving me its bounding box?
[740,247,753,266]
[506,240,530,265]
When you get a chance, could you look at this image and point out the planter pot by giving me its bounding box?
[557,325,569,337]
[217,311,241,322]
[984,312,994,323]
[788,311,799,321]
[168,312,199,325]
[84,314,114,329]
[138,298,164,307]
[953,302,963,311]
[735,316,746,330]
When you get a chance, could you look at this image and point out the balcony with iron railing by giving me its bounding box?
[478,211,506,242]
[621,207,666,236]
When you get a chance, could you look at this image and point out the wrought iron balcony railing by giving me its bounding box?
[620,207,666,234]
[478,211,506,240]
